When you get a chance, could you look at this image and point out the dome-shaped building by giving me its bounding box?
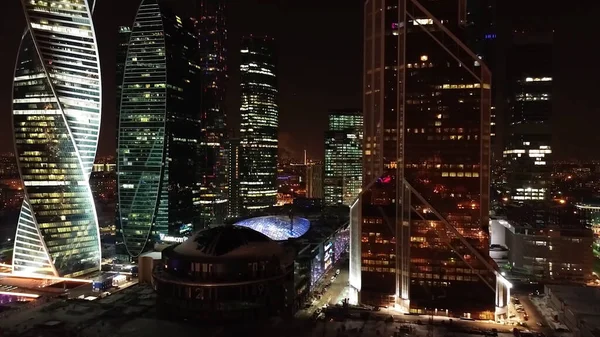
[153,225,295,322]
[234,215,311,241]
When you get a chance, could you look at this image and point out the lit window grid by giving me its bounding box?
[239,38,279,213]
[12,0,102,278]
[324,130,363,206]
[117,1,168,258]
[196,1,229,226]
[503,140,552,201]
[117,0,200,256]
[360,0,496,311]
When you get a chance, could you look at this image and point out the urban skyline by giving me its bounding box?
[238,36,280,214]
[0,1,597,162]
[116,0,202,257]
[11,0,102,278]
[0,0,599,335]
[353,0,497,317]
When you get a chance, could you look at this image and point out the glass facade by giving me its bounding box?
[227,138,241,218]
[196,0,228,228]
[11,0,102,277]
[324,110,363,206]
[117,0,201,257]
[239,37,279,215]
[359,0,495,317]
[501,1,553,203]
[116,25,131,113]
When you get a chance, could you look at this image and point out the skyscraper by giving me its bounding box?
[117,0,201,257]
[306,163,324,199]
[227,138,242,218]
[239,36,279,215]
[351,0,507,319]
[116,26,131,112]
[501,1,553,203]
[11,0,102,277]
[196,0,228,227]
[324,110,363,206]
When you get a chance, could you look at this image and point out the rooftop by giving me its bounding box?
[547,285,600,315]
[234,215,310,241]
[172,225,285,259]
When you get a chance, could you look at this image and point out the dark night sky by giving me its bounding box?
[0,1,598,161]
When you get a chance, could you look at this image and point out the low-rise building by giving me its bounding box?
[545,285,600,337]
[490,219,593,283]
[153,226,295,322]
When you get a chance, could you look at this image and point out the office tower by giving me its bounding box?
[352,0,507,319]
[11,0,102,277]
[324,110,363,206]
[501,1,553,203]
[196,0,228,227]
[306,163,324,199]
[117,0,201,257]
[227,138,242,218]
[239,36,279,215]
[116,26,131,112]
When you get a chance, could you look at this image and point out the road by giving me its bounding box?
[298,262,523,334]
[517,294,564,337]
[296,259,349,319]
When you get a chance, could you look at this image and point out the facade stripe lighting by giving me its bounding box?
[11,0,102,278]
[117,0,169,258]
[239,36,279,215]
[117,0,202,257]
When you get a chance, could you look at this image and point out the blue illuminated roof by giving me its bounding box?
[234,215,311,241]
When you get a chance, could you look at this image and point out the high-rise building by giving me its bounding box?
[324,110,363,206]
[306,163,324,199]
[351,0,507,319]
[239,36,279,215]
[196,0,228,227]
[501,1,553,203]
[227,138,242,218]
[117,0,201,257]
[116,26,131,112]
[11,0,102,277]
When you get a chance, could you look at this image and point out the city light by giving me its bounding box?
[234,215,310,241]
[0,291,39,299]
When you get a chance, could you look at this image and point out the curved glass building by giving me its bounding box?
[11,0,102,277]
[239,36,279,215]
[117,0,201,257]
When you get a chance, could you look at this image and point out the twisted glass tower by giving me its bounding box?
[117,0,201,257]
[11,0,102,278]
